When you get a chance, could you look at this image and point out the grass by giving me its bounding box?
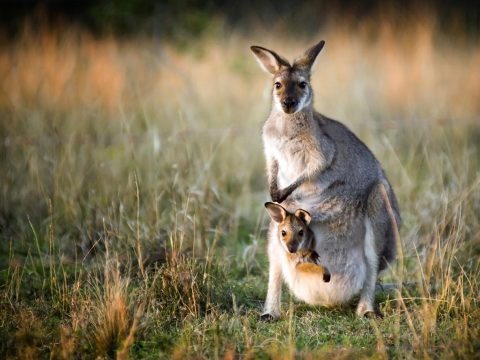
[1,18,480,359]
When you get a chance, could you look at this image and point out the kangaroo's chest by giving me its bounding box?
[270,134,321,186]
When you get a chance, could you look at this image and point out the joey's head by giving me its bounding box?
[250,40,325,114]
[265,202,312,253]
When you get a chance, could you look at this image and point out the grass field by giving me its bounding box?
[1,19,480,359]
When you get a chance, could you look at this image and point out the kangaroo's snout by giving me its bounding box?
[282,98,298,113]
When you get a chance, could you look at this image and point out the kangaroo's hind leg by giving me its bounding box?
[356,181,401,317]
[261,222,283,321]
[356,217,379,316]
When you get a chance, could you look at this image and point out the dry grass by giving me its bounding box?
[0,17,479,359]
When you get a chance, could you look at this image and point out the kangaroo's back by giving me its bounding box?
[305,112,401,269]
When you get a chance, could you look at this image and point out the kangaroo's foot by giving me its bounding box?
[365,309,384,319]
[260,312,279,322]
[356,301,383,318]
[356,300,374,317]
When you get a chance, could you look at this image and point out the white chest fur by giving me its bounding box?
[264,131,324,189]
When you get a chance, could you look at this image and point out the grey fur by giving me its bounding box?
[252,40,401,318]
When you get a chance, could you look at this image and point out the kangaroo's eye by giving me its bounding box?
[299,230,304,236]
[274,82,282,89]
[299,81,308,89]
[281,230,287,237]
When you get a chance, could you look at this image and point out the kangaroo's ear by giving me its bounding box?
[250,46,290,74]
[294,40,325,71]
[265,202,288,223]
[294,209,312,226]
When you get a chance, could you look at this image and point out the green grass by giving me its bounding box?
[0,24,480,359]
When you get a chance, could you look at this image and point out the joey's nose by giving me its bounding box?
[282,98,297,110]
[287,243,298,253]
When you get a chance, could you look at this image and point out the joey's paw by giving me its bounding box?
[260,313,278,322]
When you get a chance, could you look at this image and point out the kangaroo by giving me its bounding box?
[264,201,331,283]
[251,40,401,319]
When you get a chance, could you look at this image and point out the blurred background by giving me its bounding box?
[1,1,480,358]
[0,0,480,253]
[0,0,479,258]
[1,0,480,256]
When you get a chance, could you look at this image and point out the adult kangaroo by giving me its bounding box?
[251,40,401,319]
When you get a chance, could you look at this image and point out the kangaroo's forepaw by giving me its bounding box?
[270,190,284,203]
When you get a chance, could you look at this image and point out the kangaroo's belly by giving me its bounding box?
[282,255,366,306]
[285,267,366,306]
[279,223,367,306]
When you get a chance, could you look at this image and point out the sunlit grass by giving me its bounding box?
[0,18,479,359]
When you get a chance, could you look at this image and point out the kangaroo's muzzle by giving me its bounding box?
[282,98,298,113]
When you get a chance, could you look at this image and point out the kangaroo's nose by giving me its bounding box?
[283,98,297,109]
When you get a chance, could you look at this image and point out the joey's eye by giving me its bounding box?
[299,81,308,89]
[274,82,282,89]
[281,230,287,237]
[299,230,304,236]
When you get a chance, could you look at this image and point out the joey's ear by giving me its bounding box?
[294,209,312,226]
[264,202,288,223]
[250,46,290,74]
[294,40,325,71]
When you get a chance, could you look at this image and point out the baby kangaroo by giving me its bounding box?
[251,40,401,319]
[264,202,331,282]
